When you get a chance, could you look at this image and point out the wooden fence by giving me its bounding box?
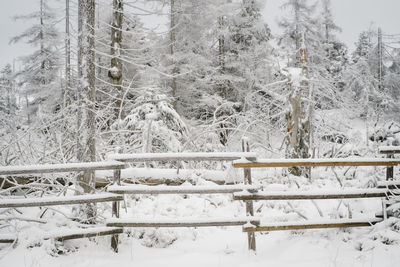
[232,149,400,249]
[1,145,399,253]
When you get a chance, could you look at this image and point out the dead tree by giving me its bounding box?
[108,0,123,120]
[286,32,311,177]
[77,0,97,223]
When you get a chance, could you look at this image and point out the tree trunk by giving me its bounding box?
[109,0,123,121]
[286,32,311,177]
[77,0,97,223]
[170,0,178,111]
[65,0,71,107]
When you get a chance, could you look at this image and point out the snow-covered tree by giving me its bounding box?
[10,0,61,122]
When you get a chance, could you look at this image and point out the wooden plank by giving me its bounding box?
[0,235,16,243]
[233,158,400,168]
[379,146,400,154]
[243,218,382,232]
[107,185,260,194]
[377,182,400,189]
[241,138,256,251]
[107,152,257,162]
[44,227,123,241]
[0,193,124,208]
[0,161,125,176]
[111,169,121,252]
[106,217,260,228]
[233,189,399,201]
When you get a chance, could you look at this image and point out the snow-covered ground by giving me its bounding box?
[1,167,400,267]
[1,224,400,267]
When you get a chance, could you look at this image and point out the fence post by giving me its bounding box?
[111,169,121,252]
[386,153,394,180]
[242,138,256,251]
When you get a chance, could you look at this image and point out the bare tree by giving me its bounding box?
[108,0,124,120]
[170,0,178,111]
[65,0,71,107]
[77,0,97,222]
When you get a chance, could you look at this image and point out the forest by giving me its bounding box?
[1,0,399,167]
[1,0,400,266]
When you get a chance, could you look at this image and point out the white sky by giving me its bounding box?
[1,0,400,69]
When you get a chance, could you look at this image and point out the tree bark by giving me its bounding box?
[65,0,71,107]
[286,32,311,177]
[109,0,123,121]
[170,0,178,111]
[77,0,97,223]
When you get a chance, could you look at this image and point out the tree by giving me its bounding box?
[278,0,316,176]
[76,0,97,223]
[10,0,60,123]
[0,64,16,118]
[109,0,124,120]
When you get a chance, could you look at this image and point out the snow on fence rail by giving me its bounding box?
[242,218,382,232]
[44,227,123,241]
[233,189,400,201]
[0,193,124,208]
[107,152,257,162]
[377,181,400,189]
[0,234,16,244]
[0,161,125,176]
[233,158,400,168]
[106,217,260,228]
[107,184,260,194]
[379,146,400,154]
[0,227,124,244]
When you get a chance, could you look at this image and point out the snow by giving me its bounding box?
[257,217,382,227]
[379,146,400,152]
[0,193,122,207]
[377,181,400,187]
[2,226,400,267]
[107,152,257,161]
[286,67,305,87]
[43,227,122,240]
[107,184,261,194]
[106,216,260,225]
[233,157,400,164]
[234,188,398,197]
[96,167,243,184]
[0,161,125,175]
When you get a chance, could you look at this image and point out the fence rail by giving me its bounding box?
[0,161,125,176]
[233,189,399,201]
[233,158,400,168]
[107,184,260,194]
[243,218,381,232]
[107,152,257,162]
[0,193,123,209]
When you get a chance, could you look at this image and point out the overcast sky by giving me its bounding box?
[1,0,400,69]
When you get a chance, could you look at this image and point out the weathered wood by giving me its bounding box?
[0,161,125,176]
[0,193,124,208]
[233,189,399,201]
[106,217,260,228]
[242,139,256,251]
[0,227,123,244]
[45,227,123,241]
[0,235,15,243]
[243,218,382,232]
[379,146,400,154]
[377,182,400,189]
[54,228,123,241]
[107,184,260,195]
[107,152,257,162]
[111,169,121,252]
[233,158,400,168]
